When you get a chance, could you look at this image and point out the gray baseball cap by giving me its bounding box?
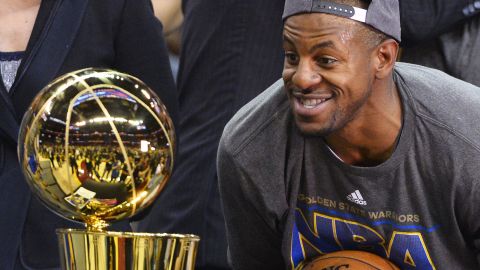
[283,0,401,42]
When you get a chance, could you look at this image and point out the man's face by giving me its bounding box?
[282,13,377,137]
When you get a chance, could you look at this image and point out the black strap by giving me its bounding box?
[312,0,356,18]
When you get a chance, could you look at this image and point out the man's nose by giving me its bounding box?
[291,60,321,90]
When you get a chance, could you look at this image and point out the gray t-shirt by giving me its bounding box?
[218,63,480,269]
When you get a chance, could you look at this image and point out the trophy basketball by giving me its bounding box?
[17,68,199,269]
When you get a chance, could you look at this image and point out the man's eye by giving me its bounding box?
[317,57,337,65]
[285,53,299,64]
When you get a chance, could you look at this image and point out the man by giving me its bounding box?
[218,0,480,269]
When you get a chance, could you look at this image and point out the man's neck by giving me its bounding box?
[325,79,402,166]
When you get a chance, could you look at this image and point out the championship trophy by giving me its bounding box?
[17,68,199,269]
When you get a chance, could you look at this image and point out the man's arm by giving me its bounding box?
[400,0,479,46]
[460,166,480,265]
[217,137,285,270]
[471,182,480,265]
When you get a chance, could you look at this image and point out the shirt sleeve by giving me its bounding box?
[472,181,480,264]
[217,137,285,270]
[400,0,478,46]
[461,163,480,264]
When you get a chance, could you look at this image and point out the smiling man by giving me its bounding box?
[217,0,480,269]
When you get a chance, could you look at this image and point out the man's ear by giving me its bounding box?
[373,39,399,79]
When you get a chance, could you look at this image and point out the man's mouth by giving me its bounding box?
[298,97,330,109]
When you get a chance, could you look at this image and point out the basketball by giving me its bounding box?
[301,250,400,270]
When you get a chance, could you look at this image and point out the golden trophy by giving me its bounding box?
[17,68,199,270]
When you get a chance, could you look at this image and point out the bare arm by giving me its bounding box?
[151,0,183,54]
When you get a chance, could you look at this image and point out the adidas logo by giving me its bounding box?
[347,190,367,205]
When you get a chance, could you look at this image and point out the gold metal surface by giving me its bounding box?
[57,229,199,270]
[18,68,199,270]
[18,68,176,231]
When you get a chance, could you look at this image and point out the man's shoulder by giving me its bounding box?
[221,79,290,155]
[395,62,480,95]
[395,62,480,148]
[395,62,480,113]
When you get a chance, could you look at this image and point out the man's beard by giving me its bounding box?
[293,95,368,139]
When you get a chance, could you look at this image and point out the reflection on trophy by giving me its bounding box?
[17,68,199,269]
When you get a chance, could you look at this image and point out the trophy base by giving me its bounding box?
[57,229,199,270]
